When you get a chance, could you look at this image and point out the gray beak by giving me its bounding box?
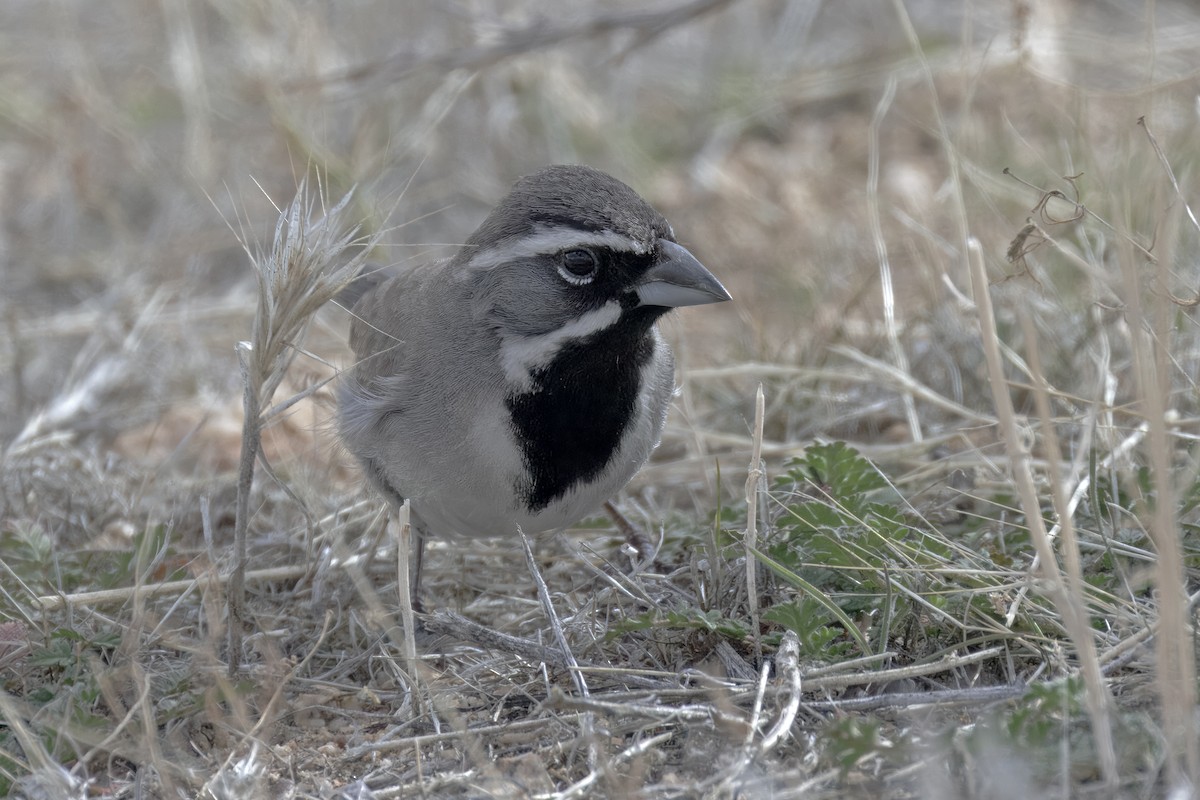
[635,240,732,308]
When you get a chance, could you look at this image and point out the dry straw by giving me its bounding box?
[225,179,381,675]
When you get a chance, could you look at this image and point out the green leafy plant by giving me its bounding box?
[821,716,895,775]
[754,443,1014,657]
[0,523,181,602]
[760,596,848,657]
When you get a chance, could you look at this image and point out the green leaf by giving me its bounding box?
[747,544,871,654]
[762,600,849,658]
[788,442,889,500]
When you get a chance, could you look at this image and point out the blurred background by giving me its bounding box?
[4,0,1200,794]
[3,0,1200,561]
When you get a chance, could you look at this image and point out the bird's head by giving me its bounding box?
[457,165,730,344]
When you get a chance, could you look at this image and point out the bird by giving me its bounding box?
[337,164,730,600]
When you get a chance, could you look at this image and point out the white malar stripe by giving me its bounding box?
[465,226,647,272]
[500,301,623,390]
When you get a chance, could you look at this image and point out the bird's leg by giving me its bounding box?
[604,499,656,565]
[410,524,426,614]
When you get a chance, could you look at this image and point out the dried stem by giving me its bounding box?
[226,181,379,675]
[968,239,1118,785]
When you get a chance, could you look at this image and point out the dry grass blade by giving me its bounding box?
[518,528,597,772]
[226,180,381,676]
[393,501,421,711]
[1020,303,1117,777]
[1119,211,1200,788]
[30,565,306,612]
[1137,117,1200,295]
[743,383,765,662]
[0,692,89,799]
[968,239,1118,785]
[760,631,800,750]
[867,73,921,442]
[549,731,675,799]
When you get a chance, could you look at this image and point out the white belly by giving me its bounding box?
[409,396,656,539]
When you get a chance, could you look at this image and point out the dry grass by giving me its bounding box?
[2,0,1200,797]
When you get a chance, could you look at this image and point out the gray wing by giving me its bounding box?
[345,269,413,385]
[336,263,392,310]
[337,268,423,500]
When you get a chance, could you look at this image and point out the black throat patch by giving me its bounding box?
[507,309,659,513]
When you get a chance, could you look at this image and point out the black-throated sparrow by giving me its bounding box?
[338,165,730,594]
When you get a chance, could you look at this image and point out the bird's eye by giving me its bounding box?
[558,249,598,285]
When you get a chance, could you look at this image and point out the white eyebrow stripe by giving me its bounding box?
[465,227,648,272]
[500,301,623,391]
